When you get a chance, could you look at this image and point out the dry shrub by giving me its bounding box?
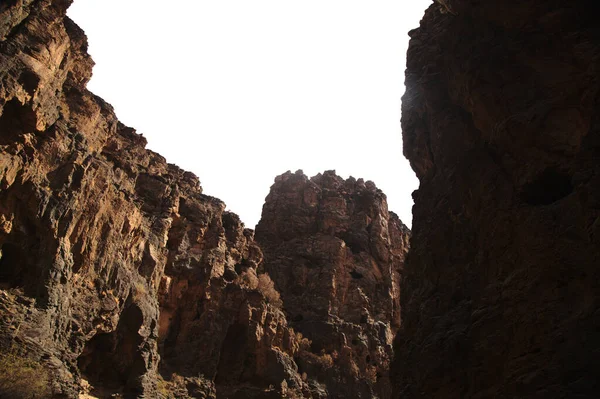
[295,331,312,352]
[257,273,282,308]
[156,373,188,399]
[299,350,334,371]
[0,354,51,398]
[364,365,378,384]
[238,268,259,290]
[317,353,334,369]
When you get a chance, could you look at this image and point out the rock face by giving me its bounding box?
[393,1,600,398]
[256,170,410,399]
[0,1,410,398]
[0,1,307,397]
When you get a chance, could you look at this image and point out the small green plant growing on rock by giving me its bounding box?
[0,353,51,398]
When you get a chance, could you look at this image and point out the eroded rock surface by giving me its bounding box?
[256,170,410,399]
[393,1,600,398]
[0,1,301,397]
[0,1,410,398]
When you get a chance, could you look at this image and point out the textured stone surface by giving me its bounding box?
[0,1,411,398]
[0,1,302,397]
[256,170,410,399]
[393,1,600,398]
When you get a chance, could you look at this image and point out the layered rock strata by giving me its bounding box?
[0,1,410,398]
[256,170,410,399]
[0,1,300,397]
[393,1,600,398]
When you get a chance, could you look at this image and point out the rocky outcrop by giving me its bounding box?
[256,170,410,399]
[0,1,411,398]
[0,1,304,398]
[393,1,600,398]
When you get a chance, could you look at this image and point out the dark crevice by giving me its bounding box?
[17,70,40,95]
[341,233,368,254]
[0,218,48,303]
[0,243,25,289]
[350,270,364,279]
[77,303,145,396]
[521,168,573,206]
[215,323,249,385]
[0,99,38,145]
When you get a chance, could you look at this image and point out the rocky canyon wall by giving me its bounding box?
[256,170,409,398]
[0,1,409,398]
[393,1,600,398]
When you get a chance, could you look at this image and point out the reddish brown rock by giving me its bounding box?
[393,1,600,398]
[256,170,410,399]
[0,1,413,398]
[0,1,306,398]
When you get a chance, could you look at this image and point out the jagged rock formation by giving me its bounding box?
[0,1,309,397]
[256,170,410,399]
[0,1,410,398]
[393,1,600,398]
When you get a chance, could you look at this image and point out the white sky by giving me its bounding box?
[67,1,430,228]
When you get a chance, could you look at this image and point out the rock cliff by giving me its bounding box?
[393,1,600,398]
[0,1,303,397]
[0,1,409,398]
[256,170,409,399]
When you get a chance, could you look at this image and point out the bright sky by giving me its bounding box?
[67,1,430,228]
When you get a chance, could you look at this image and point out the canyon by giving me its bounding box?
[0,2,408,398]
[1,0,599,398]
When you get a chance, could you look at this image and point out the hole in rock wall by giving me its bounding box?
[350,270,364,279]
[0,234,46,302]
[223,268,237,282]
[521,167,573,206]
[77,304,145,394]
[215,323,249,386]
[0,99,37,145]
[341,233,367,254]
[0,243,25,289]
[17,71,40,96]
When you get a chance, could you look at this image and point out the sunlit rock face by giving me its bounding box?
[0,2,411,398]
[0,1,306,397]
[256,170,410,399]
[393,1,600,398]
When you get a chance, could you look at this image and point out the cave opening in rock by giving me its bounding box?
[17,71,40,95]
[77,304,145,395]
[0,238,45,302]
[0,99,37,145]
[350,270,364,279]
[341,233,367,254]
[521,168,573,206]
[0,243,25,289]
[77,330,124,391]
[215,323,250,386]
